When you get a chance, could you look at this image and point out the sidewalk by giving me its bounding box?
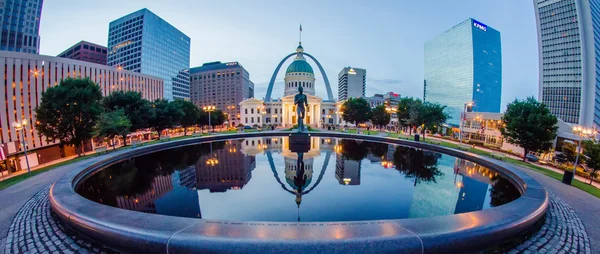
[0,151,96,182]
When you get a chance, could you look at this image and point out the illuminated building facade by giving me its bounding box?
[0,0,43,54]
[338,66,366,101]
[57,41,107,65]
[107,8,190,100]
[0,51,163,174]
[190,61,254,126]
[424,18,502,126]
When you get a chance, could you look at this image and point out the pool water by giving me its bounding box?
[76,136,520,222]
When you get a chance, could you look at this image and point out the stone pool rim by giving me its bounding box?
[49,131,548,253]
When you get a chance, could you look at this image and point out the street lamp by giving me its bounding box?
[203,105,216,133]
[459,102,474,143]
[12,119,31,174]
[562,126,594,185]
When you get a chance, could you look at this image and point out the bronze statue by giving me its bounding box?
[294,86,309,132]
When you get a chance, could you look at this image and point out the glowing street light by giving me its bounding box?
[563,126,595,185]
[203,105,216,133]
[12,119,31,174]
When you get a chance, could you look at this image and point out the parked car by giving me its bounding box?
[244,125,253,130]
[525,154,539,162]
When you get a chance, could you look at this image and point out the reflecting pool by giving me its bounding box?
[76,136,520,222]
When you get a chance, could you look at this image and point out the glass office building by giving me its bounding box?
[534,0,600,127]
[0,0,43,54]
[107,8,190,100]
[424,18,502,126]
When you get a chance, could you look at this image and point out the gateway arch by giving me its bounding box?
[264,52,334,102]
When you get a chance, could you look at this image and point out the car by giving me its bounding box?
[244,125,253,129]
[525,154,539,162]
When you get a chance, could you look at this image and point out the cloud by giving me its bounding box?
[366,78,404,95]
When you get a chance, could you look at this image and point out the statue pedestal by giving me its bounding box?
[289,133,310,153]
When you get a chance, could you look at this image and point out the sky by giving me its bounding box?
[39,0,539,109]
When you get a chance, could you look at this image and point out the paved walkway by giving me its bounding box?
[0,149,129,254]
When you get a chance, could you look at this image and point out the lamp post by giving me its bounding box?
[562,126,594,185]
[12,119,31,174]
[459,102,474,143]
[203,105,216,133]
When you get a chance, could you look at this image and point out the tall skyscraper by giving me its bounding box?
[0,0,43,54]
[534,0,600,126]
[338,67,366,101]
[190,61,254,126]
[424,18,502,126]
[107,8,190,100]
[57,41,107,65]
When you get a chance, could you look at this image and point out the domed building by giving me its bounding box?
[239,39,340,128]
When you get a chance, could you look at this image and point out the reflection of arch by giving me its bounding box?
[265,52,334,102]
[265,151,332,195]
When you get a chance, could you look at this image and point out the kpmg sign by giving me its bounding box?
[472,20,487,32]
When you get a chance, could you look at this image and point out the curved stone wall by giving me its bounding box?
[49,132,548,253]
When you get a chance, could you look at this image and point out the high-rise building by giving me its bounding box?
[107,8,190,101]
[338,67,366,101]
[190,61,254,126]
[0,0,43,54]
[424,18,502,126]
[533,0,600,126]
[57,41,107,65]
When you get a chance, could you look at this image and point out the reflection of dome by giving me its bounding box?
[286,177,313,190]
[285,59,313,74]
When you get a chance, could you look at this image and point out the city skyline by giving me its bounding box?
[38,0,537,110]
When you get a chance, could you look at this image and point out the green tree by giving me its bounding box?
[35,78,103,156]
[341,98,372,127]
[583,140,600,185]
[171,100,200,135]
[499,97,558,161]
[340,139,369,161]
[147,99,184,138]
[95,109,132,150]
[370,105,391,129]
[408,100,448,139]
[102,91,151,145]
[397,97,416,133]
[561,142,581,164]
[210,110,226,130]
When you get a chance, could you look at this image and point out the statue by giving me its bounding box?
[294,86,309,132]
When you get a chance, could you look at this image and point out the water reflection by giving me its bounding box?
[77,137,521,221]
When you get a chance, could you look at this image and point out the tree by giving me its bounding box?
[397,97,416,133]
[583,140,600,185]
[562,142,581,164]
[147,99,184,138]
[341,98,372,127]
[95,109,132,150]
[499,97,558,161]
[35,78,103,156]
[210,110,226,130]
[370,105,391,129]
[171,100,200,135]
[102,91,151,145]
[408,100,448,140]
